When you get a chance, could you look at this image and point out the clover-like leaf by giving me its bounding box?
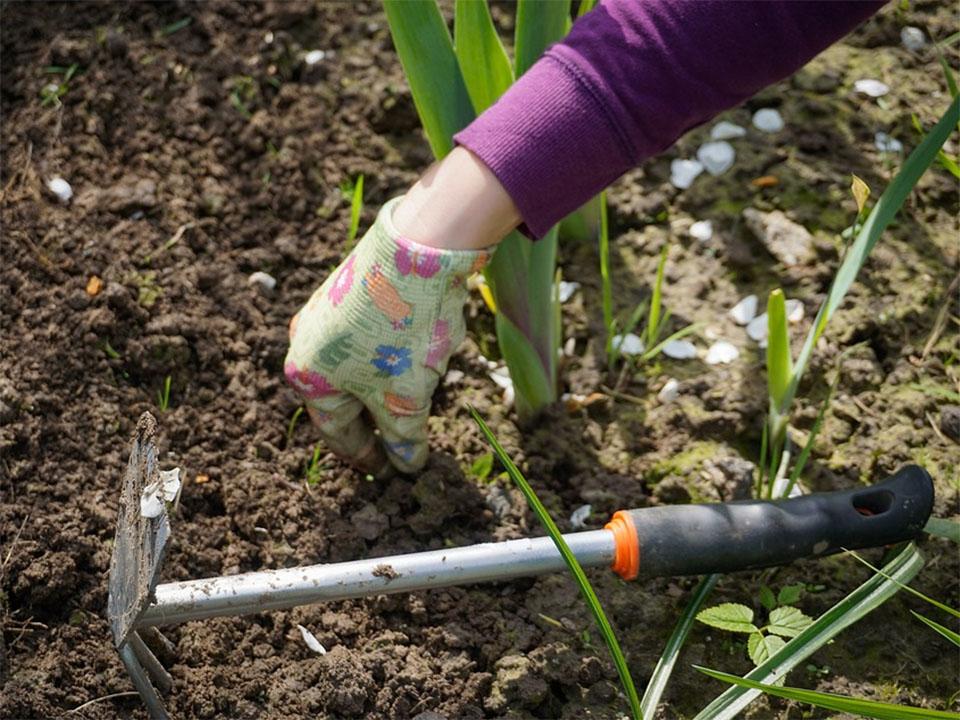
[748,632,787,666]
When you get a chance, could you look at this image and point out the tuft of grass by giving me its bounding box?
[469,406,642,720]
[156,376,172,413]
[40,64,79,107]
[228,75,257,119]
[304,444,324,485]
[285,406,304,446]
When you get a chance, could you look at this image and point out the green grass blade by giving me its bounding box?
[454,0,514,114]
[348,174,364,243]
[910,611,960,647]
[469,407,642,720]
[765,289,792,413]
[695,666,957,719]
[788,95,959,408]
[641,322,701,362]
[599,191,613,357]
[576,0,598,17]
[383,0,475,158]
[694,543,925,719]
[640,574,719,718]
[924,516,960,543]
[646,245,668,349]
[937,49,958,100]
[515,0,571,76]
[846,550,960,619]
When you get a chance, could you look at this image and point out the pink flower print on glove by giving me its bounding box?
[284,362,338,399]
[328,255,356,307]
[395,237,443,278]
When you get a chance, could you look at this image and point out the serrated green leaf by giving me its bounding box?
[767,606,814,638]
[748,632,786,666]
[759,586,776,611]
[697,604,758,634]
[777,584,804,606]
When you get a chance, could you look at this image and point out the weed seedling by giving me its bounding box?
[40,64,78,107]
[285,406,304,446]
[467,452,494,483]
[340,174,365,248]
[304,445,324,485]
[228,75,257,119]
[156,376,172,413]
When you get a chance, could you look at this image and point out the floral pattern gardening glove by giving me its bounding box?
[284,197,492,477]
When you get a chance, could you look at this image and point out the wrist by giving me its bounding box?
[392,146,520,251]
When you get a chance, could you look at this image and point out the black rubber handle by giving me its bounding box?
[626,465,934,579]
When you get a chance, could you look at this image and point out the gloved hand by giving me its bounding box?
[284,197,492,477]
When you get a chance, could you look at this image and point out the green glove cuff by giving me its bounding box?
[285,197,493,472]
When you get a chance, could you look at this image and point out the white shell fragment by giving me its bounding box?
[47,177,73,202]
[657,378,680,404]
[785,299,805,324]
[662,339,697,360]
[304,50,326,65]
[612,333,646,356]
[569,504,592,529]
[874,132,903,154]
[670,159,704,189]
[710,121,747,140]
[248,271,277,291]
[557,281,580,303]
[489,366,515,407]
[900,26,926,52]
[697,141,736,176]
[705,340,739,365]
[752,108,784,133]
[729,295,758,326]
[140,468,182,519]
[746,313,768,343]
[297,624,327,654]
[690,220,713,242]
[854,79,889,98]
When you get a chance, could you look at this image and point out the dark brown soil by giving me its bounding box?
[1,2,957,719]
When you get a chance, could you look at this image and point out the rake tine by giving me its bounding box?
[130,632,173,694]
[140,626,176,666]
[119,642,170,720]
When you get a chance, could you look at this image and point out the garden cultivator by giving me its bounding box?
[108,413,934,719]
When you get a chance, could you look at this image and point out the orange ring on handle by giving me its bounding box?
[605,510,640,580]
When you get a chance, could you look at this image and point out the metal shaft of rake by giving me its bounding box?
[138,530,615,628]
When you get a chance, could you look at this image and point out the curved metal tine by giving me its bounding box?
[130,632,174,694]
[140,626,177,666]
[119,642,170,720]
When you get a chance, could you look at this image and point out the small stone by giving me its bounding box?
[705,340,739,365]
[662,339,697,360]
[854,79,889,98]
[47,177,73,202]
[248,271,277,291]
[730,295,758,326]
[670,158,704,189]
[940,406,960,443]
[697,141,736,176]
[747,313,768,342]
[304,49,326,65]
[443,369,464,386]
[752,108,784,133]
[742,208,815,266]
[785,299,804,323]
[557,281,580,303]
[657,378,680,404]
[296,624,327,654]
[900,26,926,52]
[710,121,747,140]
[86,275,104,297]
[875,132,903,154]
[612,333,645,356]
[690,220,713,242]
[569,504,592,529]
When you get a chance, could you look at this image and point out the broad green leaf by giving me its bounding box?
[910,611,960,647]
[641,575,718,719]
[696,603,758,634]
[469,452,494,481]
[383,0,474,158]
[759,586,776,611]
[777,584,804,607]
[767,606,814,638]
[515,0,571,76]
[470,408,642,720]
[695,666,957,719]
[924,516,960,543]
[747,633,786,666]
[765,289,792,413]
[694,543,925,719]
[850,174,870,215]
[788,95,959,406]
[454,0,514,114]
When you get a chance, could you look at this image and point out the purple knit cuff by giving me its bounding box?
[454,55,633,240]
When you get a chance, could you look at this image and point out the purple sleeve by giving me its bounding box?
[454,0,885,239]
